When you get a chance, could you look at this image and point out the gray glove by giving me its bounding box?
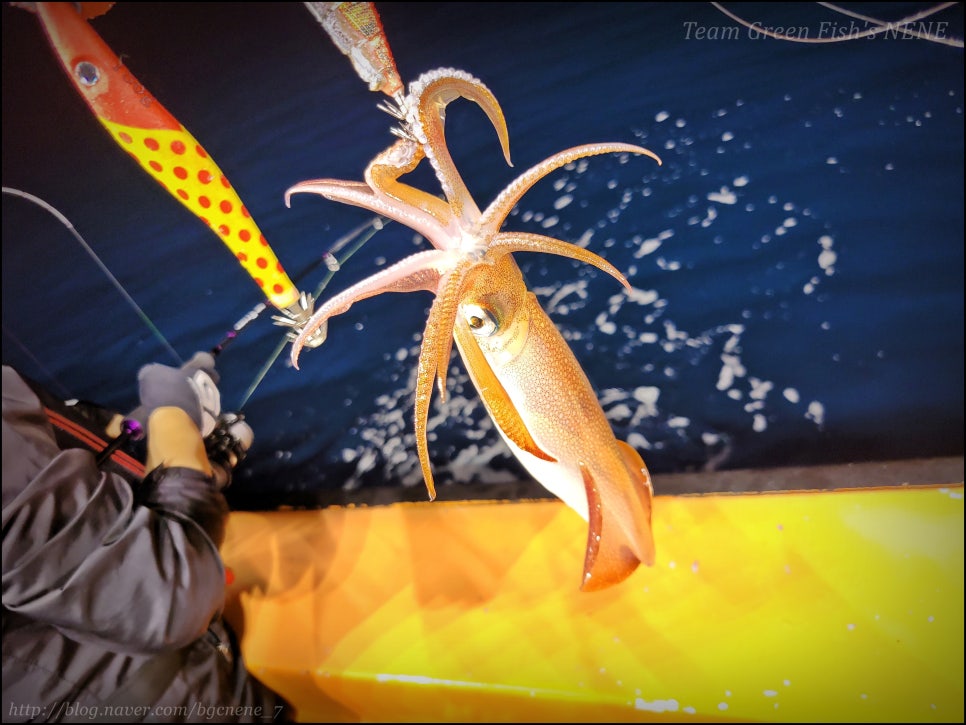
[131,352,222,437]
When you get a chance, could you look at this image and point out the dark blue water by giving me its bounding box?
[3,3,963,508]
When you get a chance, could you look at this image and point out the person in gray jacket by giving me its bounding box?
[2,354,291,723]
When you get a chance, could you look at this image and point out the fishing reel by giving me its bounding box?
[204,412,254,490]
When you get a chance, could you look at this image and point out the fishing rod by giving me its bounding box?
[105,214,388,461]
[2,193,386,479]
[2,186,183,367]
[212,215,387,356]
[235,216,387,410]
[3,185,386,412]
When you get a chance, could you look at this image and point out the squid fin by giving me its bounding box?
[579,459,652,592]
[616,440,656,567]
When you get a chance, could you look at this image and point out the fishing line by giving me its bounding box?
[236,216,388,410]
[308,218,387,304]
[1,323,76,400]
[2,187,183,366]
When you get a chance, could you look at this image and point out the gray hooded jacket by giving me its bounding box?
[2,367,289,723]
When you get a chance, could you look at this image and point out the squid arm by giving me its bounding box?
[364,139,456,239]
[289,249,458,366]
[285,178,449,247]
[406,70,512,228]
[489,232,631,291]
[478,143,661,237]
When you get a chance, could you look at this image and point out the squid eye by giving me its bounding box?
[462,303,499,337]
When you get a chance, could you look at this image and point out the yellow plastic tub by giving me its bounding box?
[222,480,964,722]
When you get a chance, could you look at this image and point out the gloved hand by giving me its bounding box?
[131,352,221,437]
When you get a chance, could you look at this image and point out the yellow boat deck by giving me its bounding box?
[221,459,964,722]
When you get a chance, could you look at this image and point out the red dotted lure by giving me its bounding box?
[34,2,300,311]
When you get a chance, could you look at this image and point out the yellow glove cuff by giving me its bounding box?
[105,413,124,439]
[145,406,213,476]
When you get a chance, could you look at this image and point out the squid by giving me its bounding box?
[286,68,661,591]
